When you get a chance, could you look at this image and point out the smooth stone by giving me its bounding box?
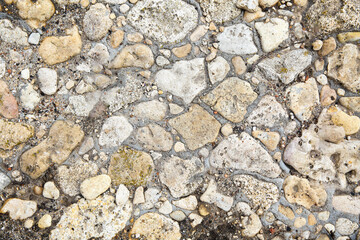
[109,44,154,69]
[37,68,57,95]
[0,198,37,220]
[331,110,360,135]
[0,80,18,119]
[337,32,360,43]
[252,130,280,151]
[131,100,167,121]
[42,181,60,200]
[0,119,34,150]
[172,44,192,58]
[232,56,246,75]
[83,3,112,41]
[80,174,111,200]
[116,184,130,207]
[208,56,230,84]
[336,218,358,235]
[172,196,198,211]
[170,210,186,222]
[318,37,336,56]
[38,214,52,229]
[136,124,173,151]
[255,18,289,53]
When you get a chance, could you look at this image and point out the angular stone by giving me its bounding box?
[241,213,262,237]
[252,130,280,151]
[340,97,360,112]
[169,104,220,150]
[0,119,34,151]
[197,0,241,24]
[236,0,258,12]
[0,19,28,46]
[332,195,360,215]
[131,100,167,121]
[278,205,295,219]
[257,49,312,84]
[331,109,360,135]
[50,195,132,240]
[255,18,289,53]
[210,133,281,178]
[0,80,18,119]
[207,56,230,84]
[39,26,82,65]
[217,24,257,55]
[127,0,198,43]
[109,44,154,69]
[202,77,257,123]
[0,172,11,193]
[116,184,130,207]
[155,58,206,104]
[200,179,234,211]
[98,116,133,148]
[0,198,37,220]
[320,85,336,106]
[190,25,208,42]
[37,68,57,95]
[136,124,173,151]
[83,3,112,41]
[16,0,55,28]
[66,91,101,117]
[108,147,154,186]
[232,56,246,75]
[159,156,204,198]
[80,174,111,200]
[318,37,336,56]
[19,83,41,111]
[172,196,198,211]
[20,121,84,179]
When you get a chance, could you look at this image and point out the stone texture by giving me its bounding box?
[19,83,41,111]
[200,179,234,211]
[320,85,336,106]
[0,172,11,193]
[108,147,154,186]
[172,196,198,211]
[83,3,112,41]
[318,37,336,57]
[80,174,111,200]
[259,0,278,7]
[37,68,57,95]
[127,0,198,43]
[236,0,258,12]
[98,116,133,148]
[169,104,220,150]
[172,44,192,58]
[131,100,167,121]
[20,121,84,179]
[340,97,360,112]
[38,214,52,229]
[241,213,262,237]
[336,218,358,235]
[0,119,34,150]
[207,56,230,84]
[16,0,55,28]
[337,32,360,43]
[109,44,154,69]
[232,56,246,75]
[0,198,37,220]
[42,181,60,200]
[332,195,360,215]
[136,124,173,151]
[202,77,257,123]
[210,134,281,178]
[116,184,130,207]
[252,130,280,151]
[66,91,101,117]
[197,0,241,24]
[255,18,289,53]
[0,19,28,45]
[331,109,360,135]
[160,156,204,198]
[278,205,295,219]
[0,80,18,119]
[155,58,206,104]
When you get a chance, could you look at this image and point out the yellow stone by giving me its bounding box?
[331,110,360,135]
[278,204,295,220]
[172,44,192,58]
[252,130,280,151]
[308,214,317,226]
[337,32,360,43]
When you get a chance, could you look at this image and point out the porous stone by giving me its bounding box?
[98,116,133,148]
[0,172,11,192]
[80,174,111,200]
[42,181,60,200]
[0,119,34,151]
[109,44,154,69]
[83,3,112,41]
[318,37,336,56]
[255,18,289,53]
[232,56,246,75]
[37,68,57,95]
[197,0,241,24]
[110,29,124,48]
[16,0,55,28]
[200,179,234,212]
[336,218,358,235]
[131,100,167,121]
[19,83,41,111]
[0,198,37,220]
[0,80,18,119]
[136,124,173,151]
[278,205,295,219]
[339,97,360,112]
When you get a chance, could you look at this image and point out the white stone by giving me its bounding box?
[43,181,60,200]
[332,195,360,215]
[24,219,34,229]
[28,32,41,45]
[336,218,358,235]
[236,0,259,12]
[221,123,233,137]
[116,184,130,207]
[99,116,133,148]
[21,69,30,80]
[208,56,230,84]
[170,210,186,221]
[156,56,170,66]
[236,202,253,215]
[119,4,130,13]
[189,213,203,227]
[174,142,186,152]
[20,84,41,111]
[133,186,145,205]
[66,91,101,117]
[0,198,37,220]
[172,195,198,211]
[200,179,234,211]
[190,25,208,42]
[38,214,52,229]
[0,19,28,45]
[159,200,173,215]
[255,18,289,53]
[169,103,184,115]
[78,137,94,155]
[142,188,161,210]
[80,174,111,200]
[37,68,57,95]
[83,3,112,41]
[316,74,328,85]
[131,100,167,121]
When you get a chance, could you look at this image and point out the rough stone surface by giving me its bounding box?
[80,174,111,200]
[131,100,167,121]
[197,0,241,24]
[19,83,41,111]
[332,195,360,215]
[42,181,60,200]
[98,116,133,148]
[136,124,173,151]
[83,3,112,41]
[109,44,154,69]
[37,68,57,95]
[0,20,28,45]
[336,218,358,235]
[172,196,198,211]
[0,119,34,150]
[16,0,55,28]
[207,56,230,84]
[200,179,234,211]
[340,97,360,112]
[0,198,37,220]
[255,18,289,53]
[0,80,18,119]
[0,172,11,193]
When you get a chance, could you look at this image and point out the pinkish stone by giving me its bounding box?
[0,81,18,119]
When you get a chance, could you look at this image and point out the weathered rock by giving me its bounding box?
[320,85,336,106]
[169,104,220,150]
[202,77,257,123]
[0,198,37,220]
[116,184,130,207]
[336,218,358,235]
[332,195,360,215]
[0,81,18,119]
[241,213,262,237]
[217,24,257,55]
[98,116,133,148]
[0,19,28,45]
[19,83,41,110]
[131,100,167,121]
[257,49,312,84]
[83,3,112,41]
[127,0,198,43]
[210,134,281,178]
[16,0,55,28]
[160,156,204,198]
[255,18,289,53]
[340,97,360,112]
[259,0,278,8]
[286,78,320,121]
[0,172,11,192]
[20,121,84,179]
[331,109,360,135]
[136,124,173,151]
[0,119,34,151]
[244,7,265,22]
[39,26,82,65]
[78,137,94,155]
[278,205,295,219]
[42,181,60,200]
[328,44,360,93]
[108,147,154,186]
[80,174,111,200]
[172,196,198,211]
[197,0,241,24]
[37,68,57,95]
[110,29,124,48]
[337,32,360,43]
[130,213,181,240]
[66,91,101,117]
[318,37,336,56]
[208,57,230,84]
[232,56,246,75]
[109,44,154,69]
[50,195,132,240]
[190,25,208,42]
[252,130,280,151]
[200,179,234,211]
[155,58,206,104]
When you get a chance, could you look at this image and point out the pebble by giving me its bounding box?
[169,103,184,115]
[320,85,337,106]
[80,174,111,200]
[278,205,295,219]
[16,0,55,28]
[110,30,124,48]
[115,184,130,207]
[136,123,173,151]
[99,116,133,147]
[170,210,186,221]
[318,37,336,56]
[83,3,112,41]
[37,68,57,95]
[38,214,52,229]
[336,218,358,235]
[0,19,28,45]
[252,130,280,151]
[221,123,233,137]
[255,18,289,52]
[24,219,34,229]
[207,56,230,84]
[42,181,60,200]
[174,142,186,152]
[28,32,40,45]
[232,56,246,75]
[109,44,154,69]
[189,213,203,228]
[316,74,328,85]
[318,211,330,221]
[332,195,360,215]
[294,217,306,228]
[337,32,360,43]
[0,81,18,119]
[172,195,198,211]
[133,186,145,205]
[158,200,173,215]
[190,25,208,42]
[200,179,234,211]
[0,198,37,220]
[21,69,30,80]
[331,109,360,135]
[312,39,323,51]
[172,44,192,58]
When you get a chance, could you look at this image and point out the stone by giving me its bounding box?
[172,44,192,58]
[80,174,111,200]
[336,218,358,235]
[316,74,328,85]
[16,0,55,28]
[189,213,203,227]
[56,159,98,196]
[78,137,94,155]
[197,0,241,24]
[172,196,198,211]
[340,97,360,112]
[208,57,230,84]
[318,211,330,221]
[236,202,253,215]
[83,3,112,41]
[156,56,170,66]
[160,156,204,198]
[0,172,11,192]
[317,125,345,143]
[109,44,154,69]
[133,186,145,205]
[98,116,133,148]
[42,181,60,200]
[217,24,257,55]
[255,18,289,53]
[127,0,198,44]
[332,195,360,215]
[236,0,258,12]
[337,32,360,43]
[232,56,246,75]
[0,81,18,119]
[37,68,57,95]
[257,49,312,84]
[221,123,233,137]
[131,100,167,121]
[198,204,210,216]
[66,91,101,117]
[39,26,82,65]
[0,20,28,45]
[108,147,154,186]
[28,32,40,45]
[308,214,317,226]
[0,198,37,220]
[318,37,336,56]
[294,217,306,228]
[210,134,281,178]
[241,213,262,237]
[155,58,206,104]
[286,78,320,121]
[283,176,327,209]
[110,30,124,48]
[20,121,84,179]
[116,184,129,207]
[173,142,185,152]
[247,95,288,128]
[252,130,280,151]
[170,211,186,222]
[127,32,143,43]
[0,119,34,151]
[259,0,278,8]
[294,0,307,6]
[38,214,52,229]
[50,195,132,240]
[169,104,220,150]
[320,85,336,106]
[278,205,295,219]
[19,83,41,111]
[328,44,360,93]
[136,124,173,151]
[142,188,160,210]
[312,40,323,51]
[200,179,234,212]
[24,219,34,229]
[233,175,279,211]
[0,58,5,78]
[331,109,360,135]
[130,213,181,240]
[87,43,110,67]
[202,78,257,122]
[315,59,325,71]
[244,7,265,22]
[159,200,172,215]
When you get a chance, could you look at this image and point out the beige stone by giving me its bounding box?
[39,26,82,65]
[16,0,55,28]
[109,44,154,69]
[339,97,360,112]
[80,174,111,200]
[320,85,336,106]
[331,110,360,135]
[232,56,246,75]
[136,124,173,151]
[318,37,336,56]
[259,0,278,8]
[0,119,34,150]
[110,30,124,48]
[312,40,323,51]
[308,214,317,226]
[294,217,306,228]
[244,7,265,22]
[38,214,52,229]
[252,130,280,151]
[0,198,37,220]
[314,59,324,71]
[337,32,360,43]
[278,205,295,219]
[0,80,18,119]
[294,0,307,6]
[127,32,144,43]
[172,44,192,58]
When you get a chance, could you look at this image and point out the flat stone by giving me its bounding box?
[190,25,208,42]
[232,56,246,75]
[0,198,37,220]
[42,181,60,200]
[200,179,234,211]
[155,58,206,104]
[201,77,257,123]
[252,130,280,151]
[20,121,84,179]
[255,18,289,53]
[208,57,230,84]
[19,83,41,110]
[66,91,101,117]
[159,156,204,198]
[169,104,220,150]
[39,25,82,65]
[172,196,198,211]
[332,195,360,215]
[198,0,241,24]
[257,49,312,84]
[0,80,18,119]
[127,0,198,43]
[98,116,133,148]
[339,97,360,112]
[129,213,181,240]
[83,3,112,41]
[108,147,154,186]
[244,7,265,22]
[50,195,132,240]
[0,172,11,193]
[172,44,192,58]
[210,133,281,178]
[80,174,111,200]
[38,214,52,229]
[246,95,288,128]
[259,0,278,7]
[286,78,320,121]
[0,119,34,151]
[0,19,28,45]
[109,44,154,69]
[131,100,167,121]
[78,137,94,155]
[16,0,55,28]
[136,124,173,151]
[336,218,358,235]
[217,24,258,55]
[278,205,295,219]
[37,68,57,95]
